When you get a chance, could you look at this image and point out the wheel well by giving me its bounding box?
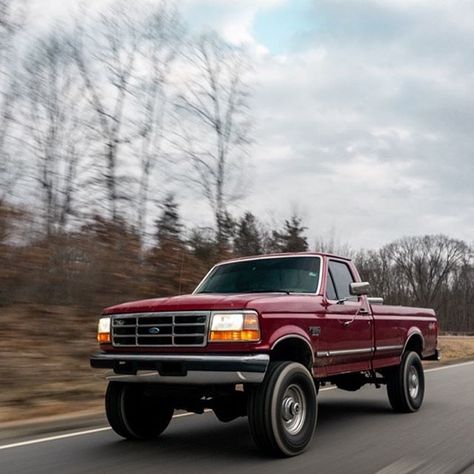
[404,334,423,357]
[270,337,313,371]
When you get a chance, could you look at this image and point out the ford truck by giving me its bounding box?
[91,252,440,457]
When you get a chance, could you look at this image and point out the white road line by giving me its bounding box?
[0,411,197,451]
[0,427,112,451]
[0,360,472,451]
[425,360,474,373]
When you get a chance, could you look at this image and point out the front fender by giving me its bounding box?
[267,325,313,350]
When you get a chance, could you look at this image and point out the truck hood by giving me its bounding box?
[103,293,285,314]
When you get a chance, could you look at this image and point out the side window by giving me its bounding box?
[326,271,337,300]
[328,260,356,301]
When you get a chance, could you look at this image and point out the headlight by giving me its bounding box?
[209,311,260,342]
[97,317,111,344]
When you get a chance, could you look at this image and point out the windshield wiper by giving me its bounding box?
[198,289,293,295]
[238,289,292,295]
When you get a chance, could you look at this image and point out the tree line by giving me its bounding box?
[1,192,473,332]
[0,0,472,332]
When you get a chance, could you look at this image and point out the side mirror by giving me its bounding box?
[367,297,384,305]
[349,282,370,296]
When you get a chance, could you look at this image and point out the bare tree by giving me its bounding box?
[356,236,473,331]
[385,235,470,309]
[175,33,252,244]
[448,259,474,332]
[72,2,143,222]
[314,227,354,258]
[73,1,181,232]
[132,5,182,238]
[20,29,89,235]
[0,0,24,205]
[355,247,398,300]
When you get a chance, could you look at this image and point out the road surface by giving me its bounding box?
[1,361,474,474]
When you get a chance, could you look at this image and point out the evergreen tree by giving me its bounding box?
[151,194,189,295]
[188,227,217,263]
[156,194,182,248]
[149,195,207,297]
[234,212,262,256]
[271,214,308,252]
[216,210,236,257]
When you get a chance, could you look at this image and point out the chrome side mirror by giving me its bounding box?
[367,297,384,305]
[349,281,370,296]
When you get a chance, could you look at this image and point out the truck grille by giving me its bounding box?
[111,311,210,347]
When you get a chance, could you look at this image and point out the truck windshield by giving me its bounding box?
[196,256,321,294]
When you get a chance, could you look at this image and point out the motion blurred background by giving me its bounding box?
[0,0,473,424]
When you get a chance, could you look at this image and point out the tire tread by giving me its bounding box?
[105,382,173,440]
[386,351,424,413]
[248,361,317,457]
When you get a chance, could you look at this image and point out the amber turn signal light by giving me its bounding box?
[97,332,111,344]
[209,329,260,342]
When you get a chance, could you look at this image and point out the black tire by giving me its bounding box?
[386,351,425,413]
[105,382,174,440]
[247,361,318,457]
[213,392,247,422]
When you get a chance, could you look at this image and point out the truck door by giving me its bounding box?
[323,259,373,374]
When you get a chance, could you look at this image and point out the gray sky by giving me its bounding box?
[29,0,474,248]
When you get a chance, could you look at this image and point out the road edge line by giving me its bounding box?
[0,411,199,451]
[425,360,474,373]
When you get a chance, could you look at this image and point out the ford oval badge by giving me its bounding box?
[149,327,161,334]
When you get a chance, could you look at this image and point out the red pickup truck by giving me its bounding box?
[91,252,439,456]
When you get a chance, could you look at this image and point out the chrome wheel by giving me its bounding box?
[248,361,317,456]
[281,384,306,435]
[408,366,419,399]
[386,351,425,413]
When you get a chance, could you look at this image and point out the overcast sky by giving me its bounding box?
[30,0,474,249]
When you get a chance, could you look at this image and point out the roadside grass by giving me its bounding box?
[437,336,474,362]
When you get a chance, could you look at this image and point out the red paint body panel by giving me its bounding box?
[100,253,439,377]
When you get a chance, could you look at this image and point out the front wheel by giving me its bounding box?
[105,382,174,440]
[247,361,318,457]
[385,351,425,413]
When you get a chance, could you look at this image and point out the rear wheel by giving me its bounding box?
[386,351,425,413]
[105,382,174,439]
[247,361,317,457]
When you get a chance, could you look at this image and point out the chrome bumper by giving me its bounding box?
[90,353,270,384]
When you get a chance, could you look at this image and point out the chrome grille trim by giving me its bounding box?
[111,311,211,348]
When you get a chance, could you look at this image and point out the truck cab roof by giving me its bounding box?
[217,252,352,266]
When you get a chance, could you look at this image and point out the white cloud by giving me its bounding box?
[21,0,474,248]
[180,0,285,45]
[225,0,474,248]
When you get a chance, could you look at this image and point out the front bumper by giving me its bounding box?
[90,352,270,384]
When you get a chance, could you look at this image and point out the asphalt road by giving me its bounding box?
[1,361,474,474]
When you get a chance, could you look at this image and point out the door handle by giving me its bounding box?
[343,307,368,326]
